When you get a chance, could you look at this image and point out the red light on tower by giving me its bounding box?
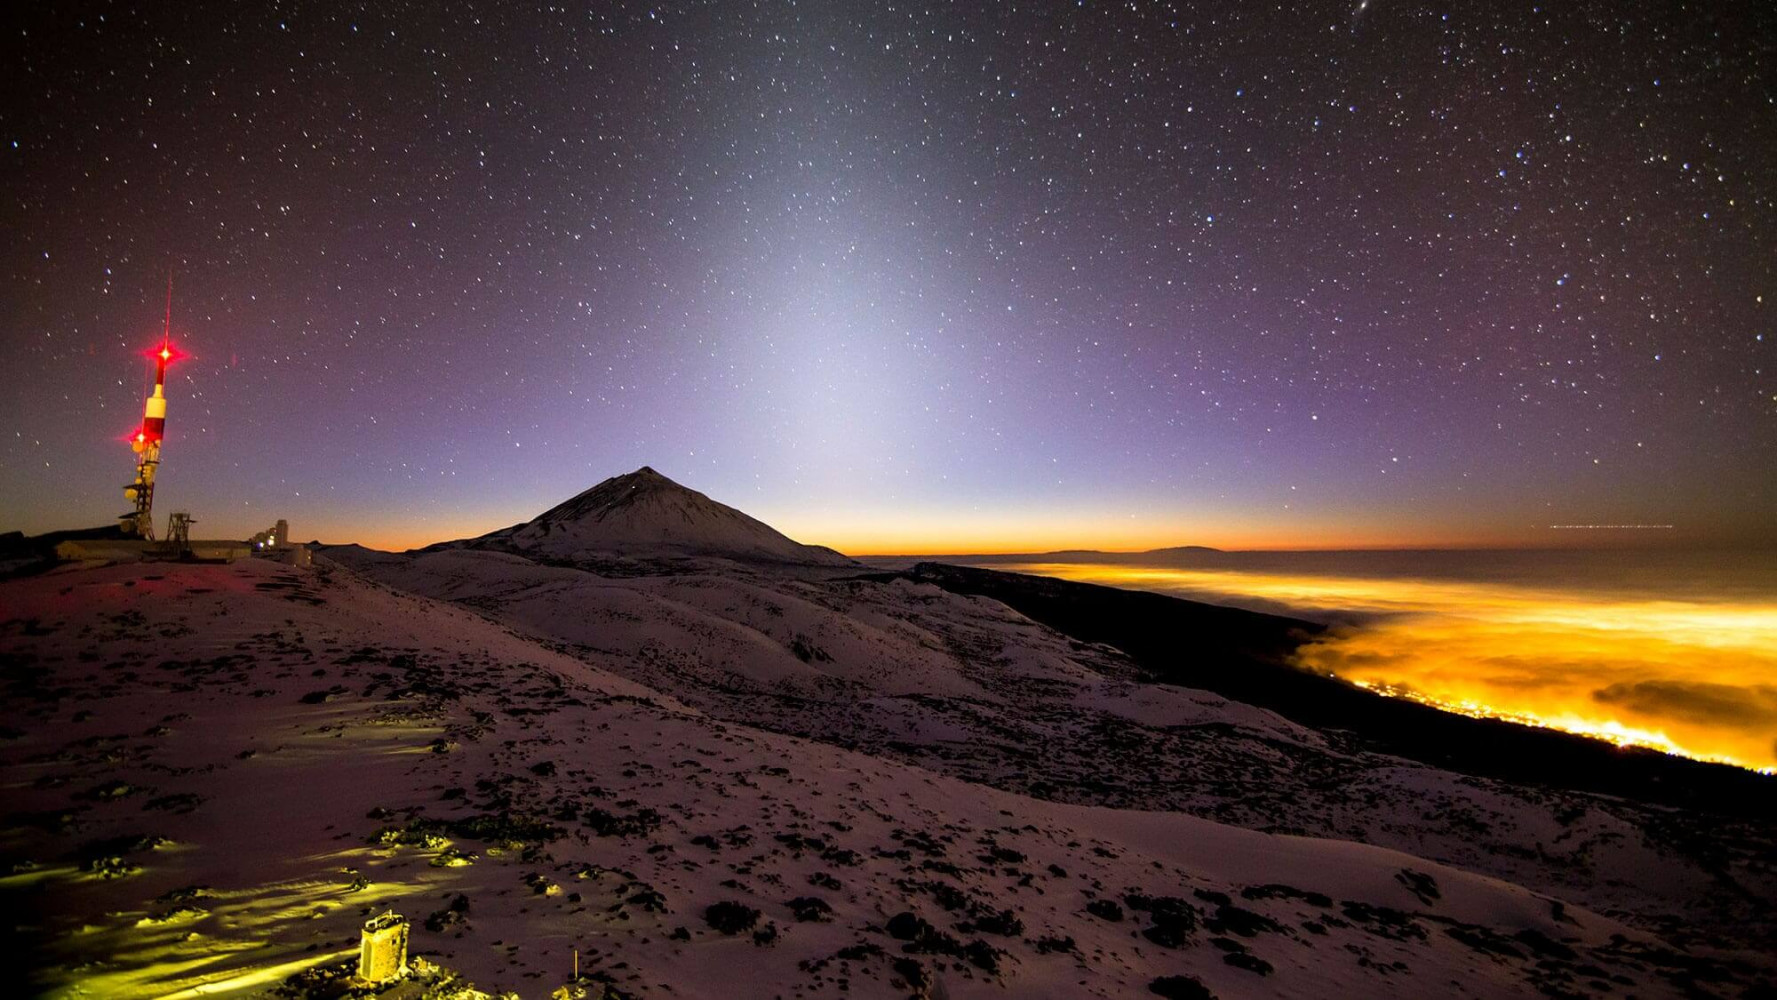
[144,342,184,365]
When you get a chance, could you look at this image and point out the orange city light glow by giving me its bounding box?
[996,562,1777,773]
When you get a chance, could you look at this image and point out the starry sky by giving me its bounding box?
[4,1,1773,552]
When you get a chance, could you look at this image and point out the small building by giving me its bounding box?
[250,518,311,565]
[249,519,289,550]
[357,911,409,985]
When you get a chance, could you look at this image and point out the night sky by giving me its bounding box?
[5,1,1772,552]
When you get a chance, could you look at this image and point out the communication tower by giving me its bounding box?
[122,274,181,539]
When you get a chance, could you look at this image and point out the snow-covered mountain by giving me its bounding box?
[475,466,855,567]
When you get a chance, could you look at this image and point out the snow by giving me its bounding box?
[325,538,1777,967]
[4,557,1766,999]
[5,473,1771,998]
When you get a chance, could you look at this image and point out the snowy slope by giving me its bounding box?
[5,558,1766,1000]
[328,544,1777,958]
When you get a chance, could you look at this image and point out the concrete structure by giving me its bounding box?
[55,538,250,563]
[50,514,299,566]
[249,519,289,550]
[357,911,409,985]
[250,519,310,565]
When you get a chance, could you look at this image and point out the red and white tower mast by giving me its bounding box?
[122,275,180,539]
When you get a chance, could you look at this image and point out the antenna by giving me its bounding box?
[122,271,179,539]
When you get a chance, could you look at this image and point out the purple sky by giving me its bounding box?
[4,2,1772,551]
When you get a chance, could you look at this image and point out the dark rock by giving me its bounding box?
[584,806,662,838]
[1242,883,1333,908]
[704,901,761,935]
[1086,898,1124,922]
[789,896,833,922]
[887,911,935,942]
[968,908,1023,937]
[1149,975,1218,999]
[1514,928,1578,960]
[1395,868,1441,906]
[962,939,1001,973]
[1223,952,1274,975]
[891,957,928,990]
[1207,904,1282,938]
[1127,895,1199,949]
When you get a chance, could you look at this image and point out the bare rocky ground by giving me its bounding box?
[5,553,1769,999]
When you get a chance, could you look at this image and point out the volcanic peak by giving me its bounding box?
[498,466,854,566]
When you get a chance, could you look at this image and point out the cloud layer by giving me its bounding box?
[1004,559,1777,771]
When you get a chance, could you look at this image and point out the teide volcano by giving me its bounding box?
[474,466,856,566]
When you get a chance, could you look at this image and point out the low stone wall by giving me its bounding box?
[54,539,252,563]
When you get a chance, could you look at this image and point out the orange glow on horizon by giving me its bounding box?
[341,528,1536,558]
[759,506,1568,557]
[340,510,1693,560]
